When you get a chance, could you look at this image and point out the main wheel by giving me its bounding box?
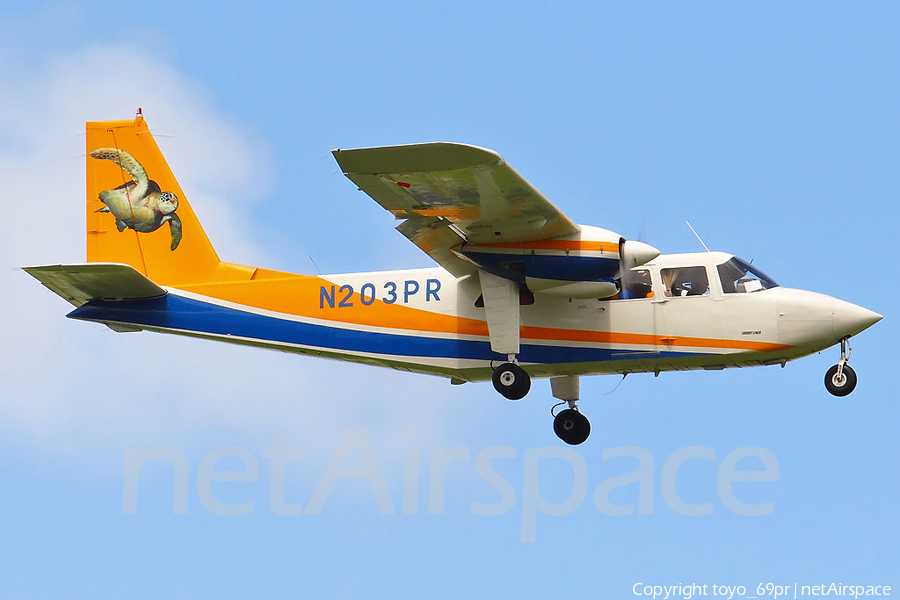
[492,363,531,400]
[553,408,591,445]
[825,364,857,396]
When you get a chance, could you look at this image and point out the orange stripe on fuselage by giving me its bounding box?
[180,274,477,337]
[176,274,791,354]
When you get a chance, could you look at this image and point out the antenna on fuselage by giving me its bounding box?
[603,373,628,396]
[307,253,322,275]
[685,221,711,252]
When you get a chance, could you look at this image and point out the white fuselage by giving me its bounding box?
[67,251,879,384]
[172,251,874,382]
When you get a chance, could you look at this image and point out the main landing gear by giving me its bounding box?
[552,406,591,446]
[492,358,531,400]
[825,338,857,397]
[479,269,589,444]
[489,367,591,445]
[550,375,590,445]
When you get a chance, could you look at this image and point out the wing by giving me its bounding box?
[332,142,580,277]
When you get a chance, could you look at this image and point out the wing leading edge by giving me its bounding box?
[333,142,580,277]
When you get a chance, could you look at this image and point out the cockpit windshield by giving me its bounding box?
[717,257,779,293]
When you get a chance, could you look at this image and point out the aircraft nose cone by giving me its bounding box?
[832,302,882,340]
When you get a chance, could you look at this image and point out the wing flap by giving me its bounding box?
[395,216,474,277]
[23,263,166,307]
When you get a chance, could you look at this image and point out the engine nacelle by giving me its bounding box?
[459,225,660,298]
[525,277,619,299]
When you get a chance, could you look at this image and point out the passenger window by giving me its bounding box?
[661,266,709,297]
[618,269,654,299]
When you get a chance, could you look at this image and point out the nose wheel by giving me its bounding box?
[825,338,858,396]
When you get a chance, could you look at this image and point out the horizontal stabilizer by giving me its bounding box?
[23,263,166,307]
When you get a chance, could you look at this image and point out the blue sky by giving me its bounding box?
[0,2,896,598]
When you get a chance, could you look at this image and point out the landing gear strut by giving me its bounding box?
[492,358,531,400]
[480,268,531,401]
[550,376,590,445]
[477,269,589,440]
[825,338,857,397]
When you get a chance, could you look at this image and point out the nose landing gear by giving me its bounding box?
[825,338,858,397]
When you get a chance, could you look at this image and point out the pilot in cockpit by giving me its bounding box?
[622,269,653,299]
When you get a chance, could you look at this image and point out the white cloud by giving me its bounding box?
[0,45,460,463]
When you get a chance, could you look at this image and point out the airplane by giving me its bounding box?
[25,111,882,445]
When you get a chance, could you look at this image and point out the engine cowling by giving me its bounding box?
[459,226,660,299]
[525,277,620,299]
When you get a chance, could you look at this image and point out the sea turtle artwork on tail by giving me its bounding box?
[89,148,182,250]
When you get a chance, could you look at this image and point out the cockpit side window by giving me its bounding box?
[618,268,654,299]
[717,257,779,294]
[661,266,710,297]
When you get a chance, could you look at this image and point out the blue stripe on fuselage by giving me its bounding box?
[67,293,698,364]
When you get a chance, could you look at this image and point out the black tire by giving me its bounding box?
[491,363,531,400]
[553,408,591,445]
[825,364,857,397]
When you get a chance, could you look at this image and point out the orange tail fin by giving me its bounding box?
[86,112,224,286]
